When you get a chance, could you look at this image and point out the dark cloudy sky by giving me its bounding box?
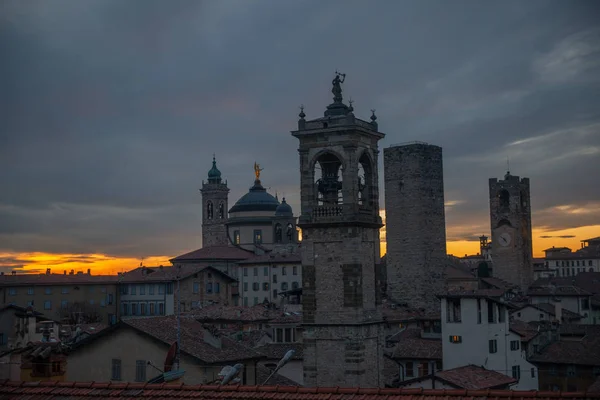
[1,0,599,260]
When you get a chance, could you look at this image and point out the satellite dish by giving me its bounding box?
[164,341,178,372]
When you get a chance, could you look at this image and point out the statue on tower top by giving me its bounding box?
[332,71,346,103]
[254,162,263,180]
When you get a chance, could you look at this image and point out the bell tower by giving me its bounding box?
[489,170,533,291]
[200,155,230,247]
[291,73,386,388]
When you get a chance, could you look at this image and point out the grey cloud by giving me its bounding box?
[1,0,599,256]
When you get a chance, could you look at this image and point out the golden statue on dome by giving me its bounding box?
[254,162,263,180]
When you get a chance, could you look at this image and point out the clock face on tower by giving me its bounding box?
[499,232,512,247]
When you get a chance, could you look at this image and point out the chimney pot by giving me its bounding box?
[87,268,91,275]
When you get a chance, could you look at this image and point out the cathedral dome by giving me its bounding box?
[229,179,280,213]
[207,156,222,184]
[275,197,293,217]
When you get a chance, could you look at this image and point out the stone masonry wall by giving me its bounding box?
[489,175,533,291]
[200,183,230,247]
[383,144,447,312]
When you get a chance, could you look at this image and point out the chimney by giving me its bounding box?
[63,270,67,275]
[554,300,562,324]
[46,268,51,275]
[70,270,75,275]
[87,268,91,275]
[11,271,16,276]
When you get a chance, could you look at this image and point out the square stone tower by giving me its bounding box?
[489,171,533,291]
[383,143,447,312]
[200,156,230,247]
[291,73,386,388]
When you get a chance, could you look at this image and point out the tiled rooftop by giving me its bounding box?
[170,246,254,261]
[255,342,304,360]
[122,316,263,363]
[256,365,300,386]
[439,289,506,299]
[527,285,591,297]
[509,320,540,342]
[386,328,442,360]
[480,277,519,291]
[190,304,278,322]
[238,252,302,264]
[380,303,441,321]
[0,273,119,286]
[435,365,517,390]
[119,265,235,283]
[516,303,582,320]
[529,325,600,366]
[2,380,600,399]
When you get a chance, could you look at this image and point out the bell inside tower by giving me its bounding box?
[314,153,343,206]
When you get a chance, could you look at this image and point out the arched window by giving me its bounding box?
[274,224,283,243]
[218,202,225,219]
[206,201,214,220]
[286,223,294,241]
[314,152,343,206]
[520,191,527,209]
[498,190,510,209]
[357,152,374,208]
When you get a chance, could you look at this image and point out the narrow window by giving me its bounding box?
[111,359,122,381]
[512,365,521,380]
[253,229,262,244]
[406,362,414,377]
[135,360,146,382]
[489,339,498,354]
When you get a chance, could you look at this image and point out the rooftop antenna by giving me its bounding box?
[506,156,510,174]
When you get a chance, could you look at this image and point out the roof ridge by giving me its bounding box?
[3,380,600,397]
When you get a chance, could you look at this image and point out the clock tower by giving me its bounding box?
[489,170,533,291]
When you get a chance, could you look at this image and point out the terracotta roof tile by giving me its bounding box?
[387,328,442,360]
[238,253,302,264]
[256,365,300,386]
[255,343,304,360]
[190,304,278,322]
[529,325,600,366]
[589,376,600,393]
[435,365,517,390]
[515,303,582,320]
[509,320,540,342]
[2,380,599,399]
[0,273,118,286]
[171,246,254,262]
[122,316,264,363]
[381,303,441,321]
[440,289,506,298]
[119,265,235,283]
[531,273,600,296]
[480,277,519,290]
[445,265,477,280]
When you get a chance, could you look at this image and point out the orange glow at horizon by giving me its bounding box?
[0,252,172,275]
[2,211,598,275]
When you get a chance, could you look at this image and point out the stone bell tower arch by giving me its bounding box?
[291,73,386,388]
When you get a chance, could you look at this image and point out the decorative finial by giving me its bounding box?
[506,156,510,175]
[348,98,354,112]
[299,104,305,120]
[212,153,216,164]
[253,162,263,180]
[370,109,377,122]
[332,71,346,103]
